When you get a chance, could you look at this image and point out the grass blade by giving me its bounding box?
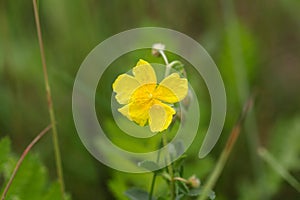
[258,147,300,192]
[198,98,253,200]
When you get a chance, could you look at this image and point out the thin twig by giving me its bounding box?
[198,97,253,200]
[32,0,65,196]
[1,125,52,200]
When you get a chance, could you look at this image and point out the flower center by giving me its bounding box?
[148,93,153,99]
[130,83,157,102]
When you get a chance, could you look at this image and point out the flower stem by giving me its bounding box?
[1,125,52,200]
[168,61,181,69]
[158,49,172,77]
[173,177,188,183]
[148,139,163,200]
[158,47,176,199]
[162,132,175,199]
[32,0,65,197]
[148,173,157,200]
[159,49,169,65]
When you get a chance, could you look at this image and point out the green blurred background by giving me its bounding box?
[1,0,300,199]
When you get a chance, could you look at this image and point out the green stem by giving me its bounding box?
[173,177,188,183]
[159,49,169,65]
[32,0,65,197]
[198,142,233,200]
[198,98,253,200]
[158,49,172,77]
[168,61,181,69]
[148,173,157,200]
[148,138,163,200]
[158,46,176,199]
[162,133,175,199]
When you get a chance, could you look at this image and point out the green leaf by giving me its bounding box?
[175,193,184,200]
[168,143,177,159]
[173,155,187,172]
[0,137,70,200]
[174,140,185,157]
[3,154,47,200]
[160,172,172,181]
[188,187,216,199]
[172,61,185,77]
[43,182,63,200]
[138,160,161,172]
[176,180,189,195]
[124,188,155,200]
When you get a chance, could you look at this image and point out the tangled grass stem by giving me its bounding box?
[32,0,65,197]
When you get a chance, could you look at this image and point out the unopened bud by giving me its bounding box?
[152,43,165,56]
[188,175,200,188]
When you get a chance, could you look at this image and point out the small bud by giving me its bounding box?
[188,175,200,188]
[152,43,166,56]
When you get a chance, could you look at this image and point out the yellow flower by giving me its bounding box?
[112,59,188,132]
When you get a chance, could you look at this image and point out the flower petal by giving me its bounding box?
[154,73,188,103]
[112,74,140,104]
[149,103,175,132]
[133,59,157,85]
[118,104,131,120]
[128,99,153,126]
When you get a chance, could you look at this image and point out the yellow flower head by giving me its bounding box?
[112,59,188,132]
